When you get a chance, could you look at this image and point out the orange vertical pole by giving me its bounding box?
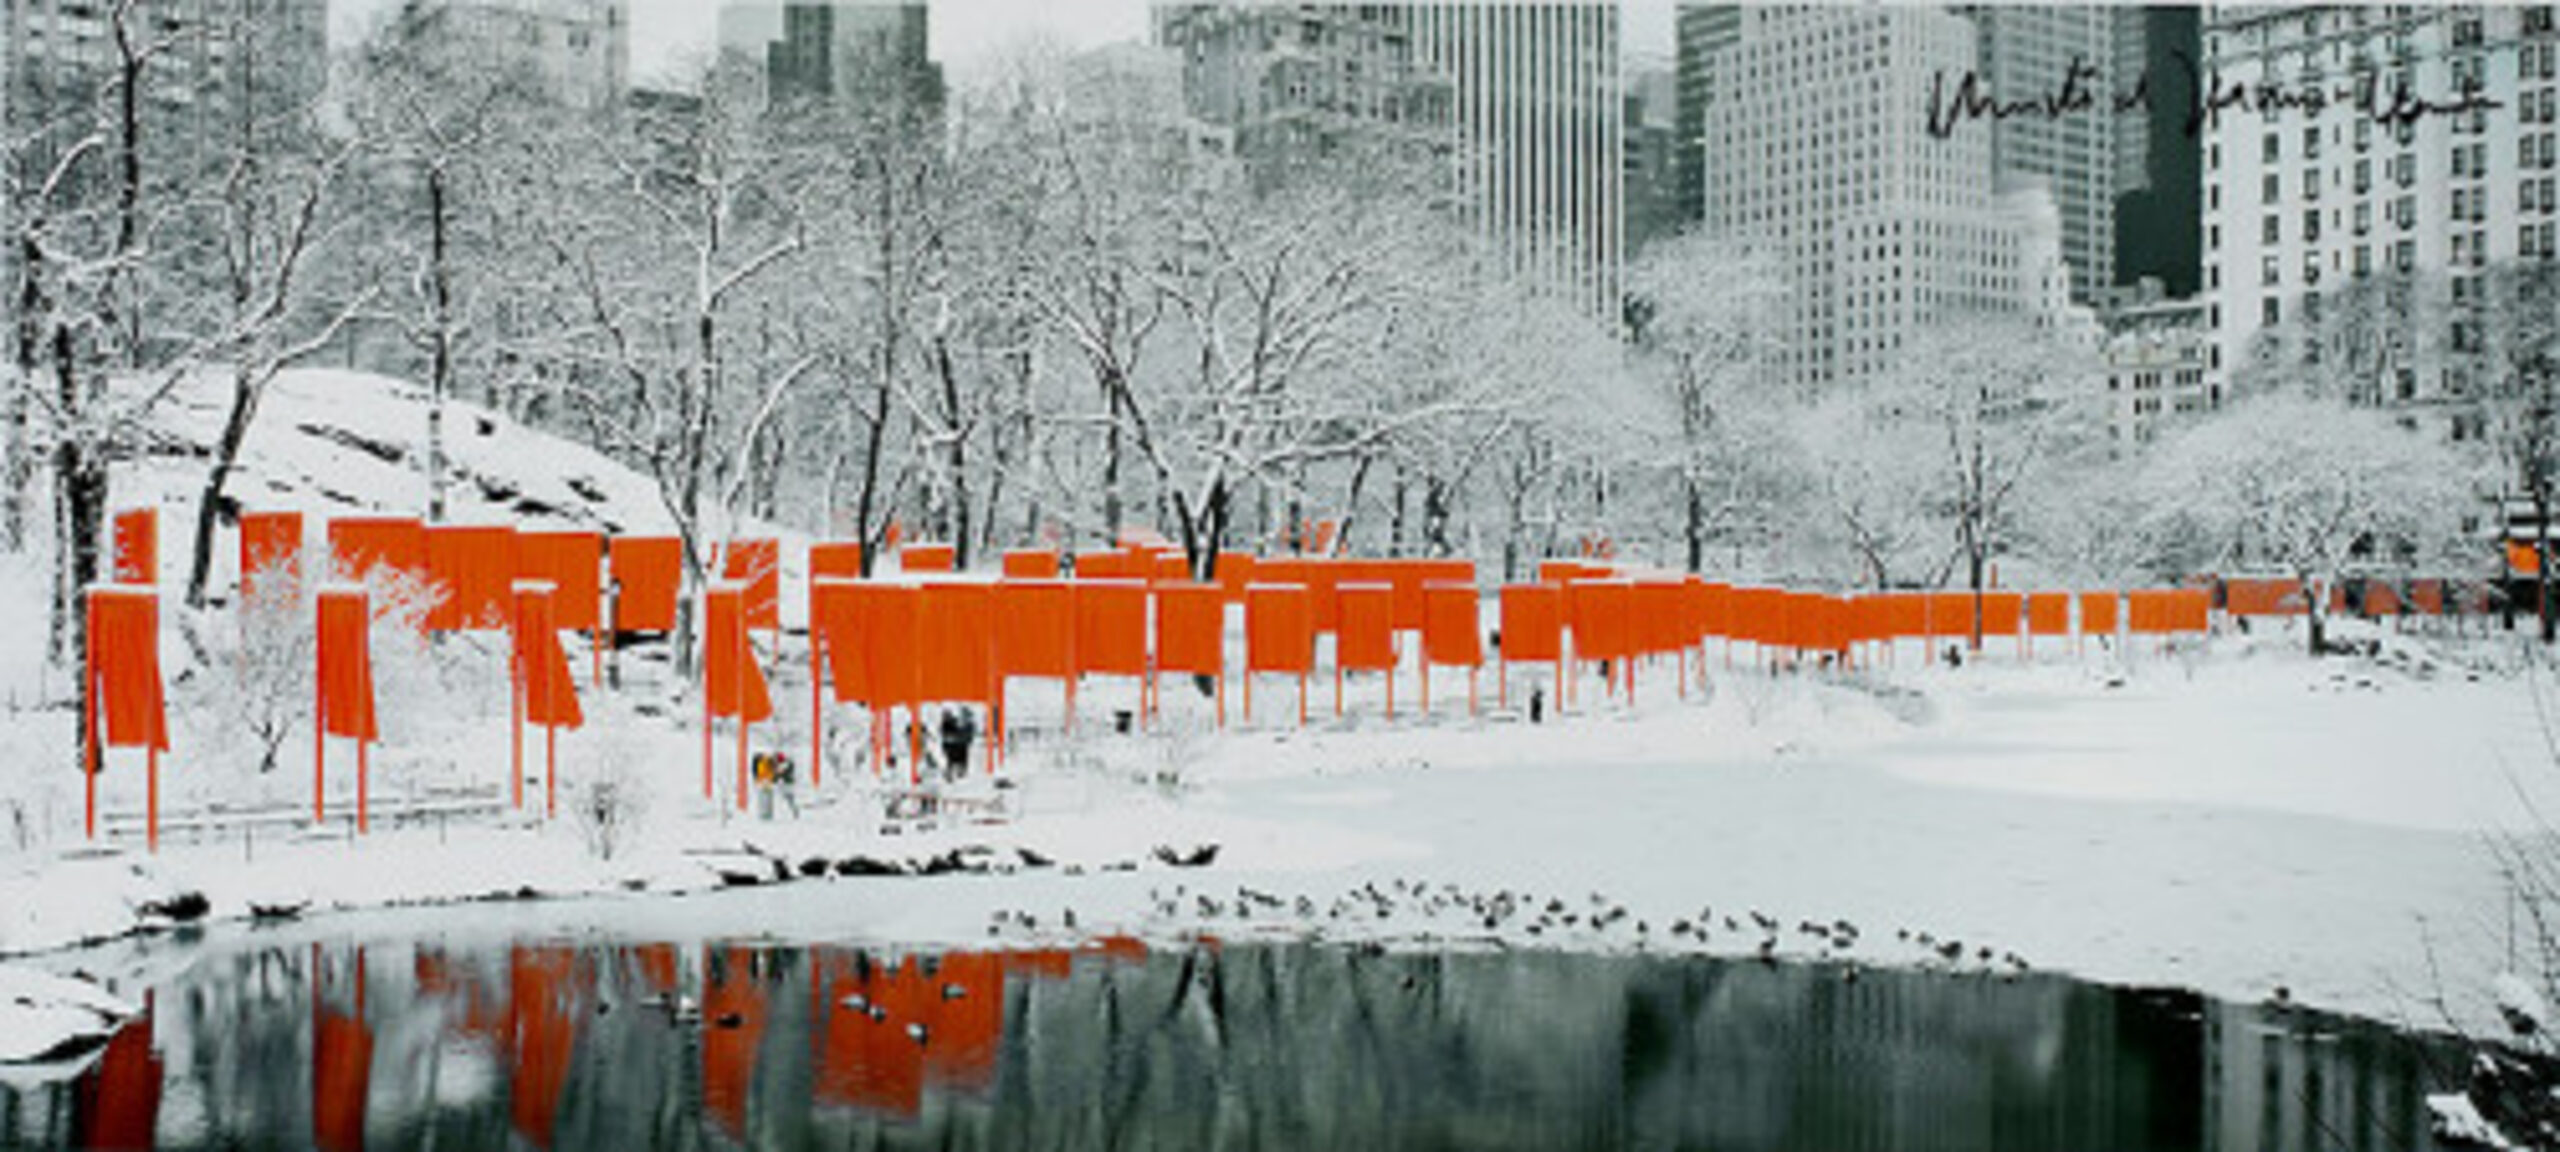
[510,608,524,812]
[1385,650,1395,719]
[1421,656,1431,715]
[734,615,749,813]
[1678,648,1687,699]
[810,625,824,789]
[311,601,325,828]
[1469,667,1478,717]
[1499,654,1509,710]
[1298,670,1308,728]
[1216,673,1227,729]
[1334,658,1344,717]
[545,720,557,821]
[147,746,159,854]
[357,738,369,836]
[907,707,921,787]
[702,689,713,802]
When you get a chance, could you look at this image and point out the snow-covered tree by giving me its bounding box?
[2138,391,2470,655]
[1623,232,1789,573]
[2468,262,2560,641]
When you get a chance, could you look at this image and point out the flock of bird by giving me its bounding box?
[981,876,2037,982]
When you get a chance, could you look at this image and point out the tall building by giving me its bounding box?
[393,0,630,112]
[718,1,942,122]
[1156,2,1623,319]
[1702,6,2094,389]
[1968,6,2121,304]
[1624,56,1685,254]
[1673,4,1739,229]
[2115,6,2203,296]
[2199,3,2559,430]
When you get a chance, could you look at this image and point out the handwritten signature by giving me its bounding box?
[1926,51,2504,141]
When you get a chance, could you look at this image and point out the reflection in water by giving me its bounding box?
[0,937,2459,1151]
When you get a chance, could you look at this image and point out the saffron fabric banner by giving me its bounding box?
[317,590,377,742]
[610,536,683,631]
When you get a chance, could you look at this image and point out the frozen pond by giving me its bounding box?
[0,903,2467,1151]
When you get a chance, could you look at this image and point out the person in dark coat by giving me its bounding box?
[939,708,978,782]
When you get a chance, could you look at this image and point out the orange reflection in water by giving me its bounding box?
[72,995,158,1151]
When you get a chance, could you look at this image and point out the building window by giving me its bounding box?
[2263,297,2282,327]
[2264,214,2282,244]
[2264,173,2280,200]
[2304,209,2322,241]
[2304,125,2321,158]
[2265,131,2281,161]
[2355,158,2371,192]
[2396,239,2416,270]
[2263,253,2282,282]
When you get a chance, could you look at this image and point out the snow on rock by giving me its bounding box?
[2495,971,2550,1039]
[0,964,137,1064]
[2429,1092,2515,1149]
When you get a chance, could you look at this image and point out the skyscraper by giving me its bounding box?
[1156,2,1623,318]
[719,1,942,123]
[1673,4,1740,229]
[1967,5,2122,304]
[1702,5,2092,389]
[2198,3,2558,429]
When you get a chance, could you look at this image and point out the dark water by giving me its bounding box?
[0,929,2463,1151]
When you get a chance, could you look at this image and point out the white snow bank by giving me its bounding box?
[0,964,136,1064]
[2428,1092,2514,1149]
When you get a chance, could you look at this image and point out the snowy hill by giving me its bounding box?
[137,367,683,561]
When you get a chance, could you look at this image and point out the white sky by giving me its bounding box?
[337,1,1680,89]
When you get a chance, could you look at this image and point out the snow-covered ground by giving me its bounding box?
[4,364,2553,1057]
[4,615,2551,1047]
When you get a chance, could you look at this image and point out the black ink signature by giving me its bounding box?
[1926,50,2505,141]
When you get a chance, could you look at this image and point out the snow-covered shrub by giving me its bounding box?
[197,553,313,778]
[571,729,652,861]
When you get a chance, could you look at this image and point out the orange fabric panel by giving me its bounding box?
[1923,591,1972,639]
[609,537,683,631]
[1423,584,1482,666]
[859,585,921,706]
[1499,585,1562,662]
[328,517,426,586]
[318,591,377,743]
[513,586,583,729]
[1301,559,1345,634]
[1073,550,1143,580]
[88,589,167,751]
[2511,540,2542,576]
[813,579,861,702]
[1150,552,1191,584]
[1001,550,1059,579]
[1699,583,1730,639]
[720,539,781,630]
[1631,581,1687,655]
[994,580,1074,681]
[1074,581,1149,676]
[1155,583,1226,677]
[918,583,995,704]
[2411,579,2446,615]
[2080,591,2121,635]
[2225,577,2306,616]
[1215,552,1257,602]
[1255,557,1308,589]
[811,542,864,580]
[704,587,774,722]
[1567,580,1631,661]
[1979,591,2025,639]
[1538,560,1591,585]
[2027,592,2071,636]
[2171,588,2212,632]
[1335,583,1396,671]
[312,1008,373,1152]
[1247,585,1315,673]
[239,510,305,600]
[424,526,518,632]
[112,508,156,585]
[516,532,602,633]
[901,543,956,573]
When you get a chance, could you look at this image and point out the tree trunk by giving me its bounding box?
[1683,475,1705,574]
[2538,487,2553,644]
[934,336,969,568]
[184,368,262,606]
[419,163,457,523]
